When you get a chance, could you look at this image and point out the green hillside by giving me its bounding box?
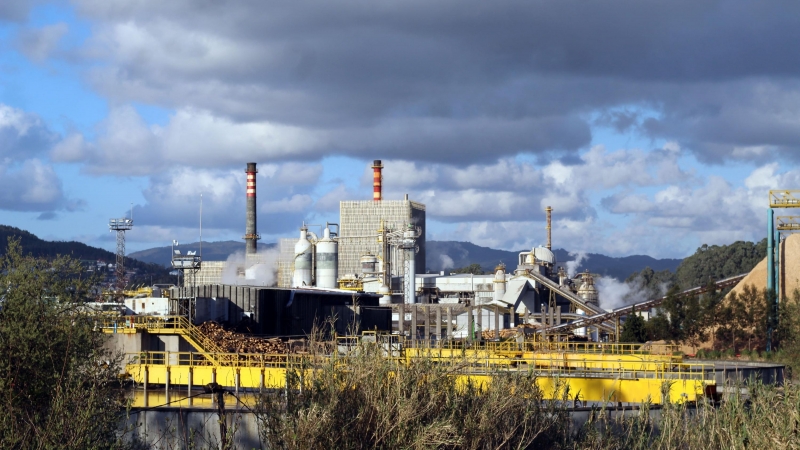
[627,239,767,295]
[0,225,172,284]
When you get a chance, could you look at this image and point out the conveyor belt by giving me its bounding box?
[543,274,747,334]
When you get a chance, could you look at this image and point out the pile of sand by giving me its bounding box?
[725,232,800,300]
[693,234,800,350]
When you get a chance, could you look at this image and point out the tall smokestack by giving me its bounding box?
[244,162,260,255]
[372,160,383,201]
[545,206,552,250]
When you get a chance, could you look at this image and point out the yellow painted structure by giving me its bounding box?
[102,316,712,406]
[122,351,712,405]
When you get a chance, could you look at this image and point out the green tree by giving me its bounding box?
[0,238,126,449]
[645,313,671,341]
[620,313,648,343]
[451,263,484,275]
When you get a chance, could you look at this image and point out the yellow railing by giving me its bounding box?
[98,315,224,361]
[124,350,713,382]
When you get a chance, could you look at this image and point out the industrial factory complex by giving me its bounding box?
[96,160,790,422]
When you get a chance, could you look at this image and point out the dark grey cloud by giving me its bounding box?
[0,0,36,22]
[68,0,800,166]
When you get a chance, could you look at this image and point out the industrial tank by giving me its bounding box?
[533,246,556,266]
[360,253,378,275]
[293,226,313,287]
[316,226,338,289]
[577,270,599,306]
[493,264,507,302]
[402,224,417,304]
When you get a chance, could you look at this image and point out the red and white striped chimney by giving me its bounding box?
[244,162,260,255]
[372,160,383,201]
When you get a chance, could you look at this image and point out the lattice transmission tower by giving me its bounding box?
[109,213,133,295]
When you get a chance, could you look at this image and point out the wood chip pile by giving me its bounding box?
[197,322,290,354]
[481,323,539,340]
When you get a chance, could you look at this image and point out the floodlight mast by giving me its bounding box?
[109,214,134,299]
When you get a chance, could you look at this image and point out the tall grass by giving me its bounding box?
[253,337,800,450]
[254,342,573,450]
[573,382,800,449]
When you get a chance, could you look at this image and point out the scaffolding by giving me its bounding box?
[339,200,426,279]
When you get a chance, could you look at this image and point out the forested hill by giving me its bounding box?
[627,239,767,292]
[0,225,168,275]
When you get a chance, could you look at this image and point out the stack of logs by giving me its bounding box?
[198,322,289,354]
[481,323,539,340]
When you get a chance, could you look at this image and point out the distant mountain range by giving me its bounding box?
[129,238,681,281]
[426,241,682,281]
[0,225,171,283]
[129,241,276,267]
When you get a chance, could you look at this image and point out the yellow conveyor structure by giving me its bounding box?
[101,317,714,405]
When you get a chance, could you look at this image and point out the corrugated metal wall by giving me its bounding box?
[171,285,389,337]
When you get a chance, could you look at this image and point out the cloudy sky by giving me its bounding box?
[1,0,798,259]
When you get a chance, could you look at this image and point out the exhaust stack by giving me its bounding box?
[545,206,552,250]
[372,160,383,201]
[244,162,260,255]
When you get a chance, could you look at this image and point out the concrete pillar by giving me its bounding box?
[467,305,474,343]
[424,306,430,343]
[494,306,500,335]
[476,306,483,342]
[235,370,240,397]
[556,306,561,326]
[143,366,149,408]
[436,306,442,341]
[211,369,217,406]
[165,367,170,404]
[446,307,453,340]
[411,306,417,343]
[524,307,529,325]
[188,368,193,406]
[398,304,405,336]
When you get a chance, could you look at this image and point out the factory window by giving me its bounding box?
[142,302,145,309]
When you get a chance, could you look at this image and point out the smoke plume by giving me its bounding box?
[596,274,670,311]
[221,248,280,286]
[439,254,455,270]
[566,251,588,277]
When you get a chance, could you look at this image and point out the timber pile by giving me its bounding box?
[482,323,539,340]
[197,322,289,354]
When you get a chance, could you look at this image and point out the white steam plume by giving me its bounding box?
[439,254,455,270]
[566,251,588,277]
[221,248,280,286]
[596,274,670,311]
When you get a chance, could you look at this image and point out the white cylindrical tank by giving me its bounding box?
[360,253,378,275]
[293,227,313,287]
[493,264,506,302]
[378,284,391,305]
[316,226,338,289]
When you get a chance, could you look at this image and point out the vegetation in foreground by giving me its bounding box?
[0,238,128,449]
[3,237,800,449]
[251,341,800,450]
